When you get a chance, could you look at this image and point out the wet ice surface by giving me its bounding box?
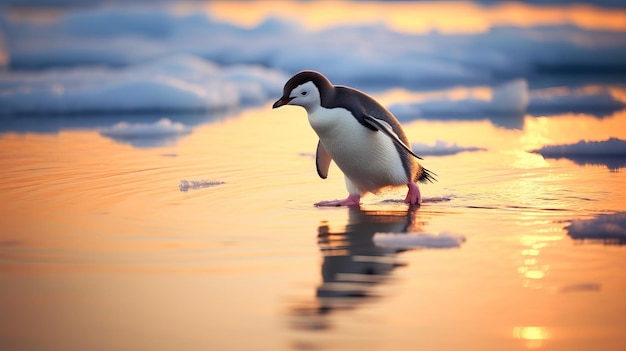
[1,105,625,351]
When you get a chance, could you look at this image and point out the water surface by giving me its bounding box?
[1,104,625,350]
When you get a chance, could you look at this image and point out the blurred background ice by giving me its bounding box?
[1,0,625,152]
[2,0,626,113]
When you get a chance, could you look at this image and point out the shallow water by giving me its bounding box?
[1,104,626,351]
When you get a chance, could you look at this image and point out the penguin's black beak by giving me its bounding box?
[272,96,293,109]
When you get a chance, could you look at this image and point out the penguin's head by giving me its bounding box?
[273,70,333,112]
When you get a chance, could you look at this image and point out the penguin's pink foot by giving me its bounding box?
[404,182,422,205]
[315,194,361,207]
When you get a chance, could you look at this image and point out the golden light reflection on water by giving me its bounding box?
[513,326,551,349]
[518,233,563,288]
[195,1,626,34]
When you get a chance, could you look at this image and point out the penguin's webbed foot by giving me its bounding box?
[315,194,361,207]
[404,182,422,205]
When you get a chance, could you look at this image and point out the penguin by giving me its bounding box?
[272,70,435,207]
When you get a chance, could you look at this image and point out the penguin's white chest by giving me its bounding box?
[307,107,408,193]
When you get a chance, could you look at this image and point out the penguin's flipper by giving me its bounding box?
[363,115,423,160]
[316,140,332,179]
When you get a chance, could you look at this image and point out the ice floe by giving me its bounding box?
[532,138,626,157]
[528,87,625,117]
[0,55,287,115]
[565,212,626,245]
[179,179,225,192]
[412,140,486,157]
[531,138,626,170]
[100,118,191,147]
[390,79,626,129]
[389,79,530,129]
[373,232,466,249]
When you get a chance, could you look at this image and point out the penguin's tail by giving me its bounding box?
[417,166,437,183]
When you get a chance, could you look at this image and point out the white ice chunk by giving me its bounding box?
[373,231,466,249]
[100,118,191,138]
[412,140,486,157]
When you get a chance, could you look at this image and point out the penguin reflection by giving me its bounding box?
[289,206,427,331]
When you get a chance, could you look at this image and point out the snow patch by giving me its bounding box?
[373,231,466,249]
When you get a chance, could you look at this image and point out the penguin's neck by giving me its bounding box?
[302,104,319,115]
[307,106,352,137]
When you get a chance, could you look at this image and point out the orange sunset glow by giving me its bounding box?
[1,1,626,350]
[195,1,626,33]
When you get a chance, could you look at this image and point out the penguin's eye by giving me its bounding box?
[300,91,308,96]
